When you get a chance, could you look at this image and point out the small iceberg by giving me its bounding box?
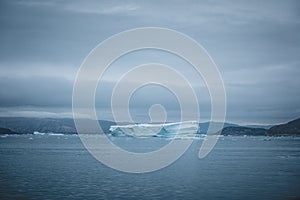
[109,121,199,138]
[33,131,65,136]
[0,134,8,138]
[48,133,65,136]
[33,131,45,135]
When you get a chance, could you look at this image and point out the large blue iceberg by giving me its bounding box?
[109,121,199,138]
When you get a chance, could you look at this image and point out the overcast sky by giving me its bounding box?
[0,0,299,124]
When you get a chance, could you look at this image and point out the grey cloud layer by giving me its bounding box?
[0,0,299,123]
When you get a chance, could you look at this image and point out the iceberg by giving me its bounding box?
[33,131,45,135]
[109,121,199,138]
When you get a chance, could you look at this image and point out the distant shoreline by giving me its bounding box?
[0,117,299,136]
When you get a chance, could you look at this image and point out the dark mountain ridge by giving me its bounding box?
[221,126,267,136]
[0,117,115,134]
[0,127,18,134]
[267,118,300,136]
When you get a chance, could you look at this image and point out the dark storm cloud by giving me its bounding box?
[0,0,299,123]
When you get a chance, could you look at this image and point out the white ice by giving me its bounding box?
[109,121,199,138]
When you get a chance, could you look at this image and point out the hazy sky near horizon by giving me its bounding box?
[0,0,299,124]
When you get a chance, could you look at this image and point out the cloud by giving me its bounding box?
[0,62,76,81]
[65,4,139,15]
[0,107,73,118]
[11,0,140,15]
[0,75,73,107]
[0,0,299,123]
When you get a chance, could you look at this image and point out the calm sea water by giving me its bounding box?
[0,134,299,200]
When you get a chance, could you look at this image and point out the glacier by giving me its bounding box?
[109,121,199,138]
